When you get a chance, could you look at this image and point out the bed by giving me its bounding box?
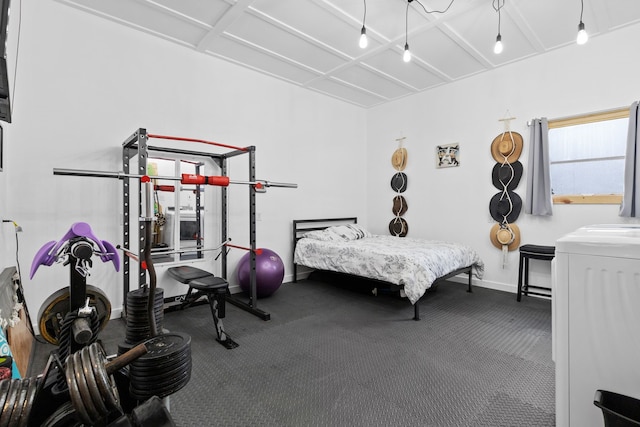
[292,217,485,320]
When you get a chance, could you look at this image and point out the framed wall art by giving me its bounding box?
[436,143,459,168]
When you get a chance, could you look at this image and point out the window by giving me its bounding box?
[549,108,629,204]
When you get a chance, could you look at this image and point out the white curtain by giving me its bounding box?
[525,118,553,216]
[620,101,640,217]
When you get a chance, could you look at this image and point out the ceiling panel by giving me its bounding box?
[151,0,232,26]
[224,12,348,73]
[207,35,321,85]
[251,0,361,59]
[362,49,446,91]
[332,64,413,99]
[408,26,486,79]
[307,78,385,107]
[54,0,640,108]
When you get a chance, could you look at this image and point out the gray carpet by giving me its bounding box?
[30,272,555,426]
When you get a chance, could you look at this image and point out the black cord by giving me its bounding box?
[405,1,410,45]
[579,0,584,22]
[414,0,456,15]
[493,0,504,35]
[362,0,366,27]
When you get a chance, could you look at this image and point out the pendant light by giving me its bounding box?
[493,0,504,54]
[403,0,412,62]
[576,0,588,45]
[359,0,368,48]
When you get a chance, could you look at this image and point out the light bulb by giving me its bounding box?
[576,22,588,45]
[359,27,368,49]
[403,43,411,62]
[494,34,503,54]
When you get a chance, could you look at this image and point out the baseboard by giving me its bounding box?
[448,274,517,294]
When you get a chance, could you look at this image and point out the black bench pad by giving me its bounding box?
[167,266,213,284]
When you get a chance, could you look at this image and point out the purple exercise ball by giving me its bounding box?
[237,248,284,298]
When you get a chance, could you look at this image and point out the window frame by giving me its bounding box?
[549,108,629,205]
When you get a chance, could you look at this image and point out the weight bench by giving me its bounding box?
[167,266,238,349]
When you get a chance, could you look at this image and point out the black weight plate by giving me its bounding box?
[130,355,191,377]
[130,371,190,400]
[8,378,30,427]
[131,348,191,372]
[80,349,108,415]
[138,333,191,361]
[130,368,191,393]
[130,359,192,384]
[0,379,20,427]
[130,351,191,374]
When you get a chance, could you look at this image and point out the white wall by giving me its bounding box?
[1,1,366,322]
[366,22,640,293]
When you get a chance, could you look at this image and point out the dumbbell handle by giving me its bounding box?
[104,342,148,375]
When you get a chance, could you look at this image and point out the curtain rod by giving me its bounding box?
[527,105,630,127]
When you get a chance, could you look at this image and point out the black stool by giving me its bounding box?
[517,244,555,302]
[167,266,238,349]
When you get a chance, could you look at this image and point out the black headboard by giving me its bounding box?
[291,217,357,282]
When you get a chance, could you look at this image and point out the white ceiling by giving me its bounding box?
[54,0,640,108]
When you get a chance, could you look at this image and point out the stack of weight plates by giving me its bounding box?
[129,333,192,400]
[0,377,42,426]
[120,287,165,355]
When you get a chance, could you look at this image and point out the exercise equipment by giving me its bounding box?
[120,287,165,351]
[37,285,111,346]
[166,266,238,349]
[237,248,285,298]
[31,222,119,362]
[53,129,296,323]
[128,333,192,400]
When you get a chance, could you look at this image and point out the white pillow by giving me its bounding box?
[302,230,337,241]
[326,224,371,241]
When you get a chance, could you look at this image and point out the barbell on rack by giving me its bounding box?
[53,168,298,190]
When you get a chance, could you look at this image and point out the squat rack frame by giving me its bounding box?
[122,128,270,321]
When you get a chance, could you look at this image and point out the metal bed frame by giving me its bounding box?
[292,217,473,320]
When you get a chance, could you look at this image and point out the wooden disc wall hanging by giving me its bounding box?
[390,136,408,237]
[489,114,524,267]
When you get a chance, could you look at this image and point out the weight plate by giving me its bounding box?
[41,401,82,427]
[66,357,91,425]
[80,346,108,415]
[130,366,191,391]
[0,380,11,419]
[130,371,191,400]
[8,378,29,427]
[139,333,191,361]
[38,284,111,345]
[0,379,20,427]
[132,343,190,365]
[130,352,191,375]
[88,344,120,410]
[130,359,192,384]
[72,352,100,422]
[17,377,38,427]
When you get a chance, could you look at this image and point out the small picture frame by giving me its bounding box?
[436,143,460,168]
